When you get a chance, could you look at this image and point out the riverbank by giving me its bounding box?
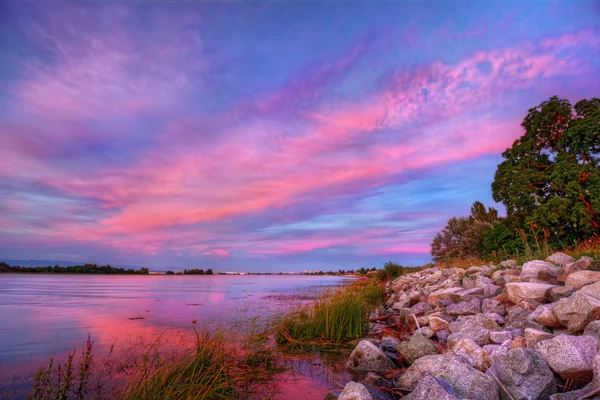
[332,252,600,400]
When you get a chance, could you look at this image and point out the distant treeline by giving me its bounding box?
[0,262,149,274]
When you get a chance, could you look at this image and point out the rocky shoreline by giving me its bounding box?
[330,252,600,400]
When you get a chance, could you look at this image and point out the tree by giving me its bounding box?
[165,270,175,275]
[205,269,213,275]
[359,267,367,275]
[492,96,600,246]
[431,201,499,262]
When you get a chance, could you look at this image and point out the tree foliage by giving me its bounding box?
[492,96,600,246]
[0,262,149,274]
[431,201,499,262]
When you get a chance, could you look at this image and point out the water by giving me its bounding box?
[0,274,353,398]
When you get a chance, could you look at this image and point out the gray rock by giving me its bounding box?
[397,333,439,364]
[410,375,461,400]
[449,314,501,346]
[482,284,503,298]
[396,354,498,400]
[546,252,576,266]
[552,291,600,333]
[549,383,595,400]
[499,260,518,268]
[534,334,597,384]
[346,340,394,374]
[548,286,577,302]
[488,348,555,400]
[506,307,533,327]
[483,299,506,316]
[581,281,600,300]
[451,337,490,371]
[584,320,600,341]
[529,304,562,328]
[506,282,555,304]
[594,353,600,390]
[490,331,512,344]
[485,312,506,325]
[563,256,596,274]
[362,372,390,388]
[410,301,433,316]
[520,261,562,280]
[565,271,600,289]
[427,288,464,305]
[338,382,392,400]
[446,298,481,316]
[523,328,554,348]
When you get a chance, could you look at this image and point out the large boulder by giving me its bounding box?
[546,252,575,266]
[449,314,501,346]
[563,256,596,274]
[523,328,554,348]
[446,298,481,316]
[584,320,600,341]
[488,348,556,400]
[397,333,439,364]
[427,288,463,305]
[580,281,600,299]
[338,382,392,400]
[482,299,506,316]
[520,261,562,281]
[396,354,498,400]
[505,282,555,304]
[534,334,597,384]
[429,316,450,333]
[346,340,394,374]
[528,304,562,328]
[451,338,491,371]
[409,375,461,400]
[551,291,600,333]
[565,270,600,289]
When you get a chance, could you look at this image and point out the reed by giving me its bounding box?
[275,280,383,346]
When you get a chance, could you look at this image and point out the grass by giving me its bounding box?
[23,326,285,400]
[275,279,383,347]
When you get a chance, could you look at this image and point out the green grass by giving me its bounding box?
[275,280,383,346]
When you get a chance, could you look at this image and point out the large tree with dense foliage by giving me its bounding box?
[492,96,600,246]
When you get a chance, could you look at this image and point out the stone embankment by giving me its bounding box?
[332,253,600,400]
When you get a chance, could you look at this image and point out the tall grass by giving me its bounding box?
[120,330,235,400]
[275,280,383,346]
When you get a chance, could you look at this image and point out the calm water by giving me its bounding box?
[0,274,353,398]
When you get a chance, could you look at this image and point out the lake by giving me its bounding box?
[0,274,354,398]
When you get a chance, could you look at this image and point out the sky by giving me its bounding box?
[1,0,599,272]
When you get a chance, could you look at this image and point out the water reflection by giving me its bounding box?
[0,274,352,398]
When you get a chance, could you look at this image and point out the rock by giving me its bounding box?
[564,256,596,274]
[505,282,555,304]
[421,326,435,338]
[534,334,597,384]
[362,372,389,388]
[409,375,461,400]
[482,284,503,298]
[490,331,512,344]
[397,333,439,364]
[446,298,481,316]
[451,338,491,371]
[485,312,506,325]
[518,299,542,311]
[506,307,532,326]
[324,391,340,400]
[483,299,506,316]
[566,271,600,289]
[488,348,556,400]
[549,383,595,400]
[584,320,600,341]
[546,252,576,266]
[392,299,411,310]
[346,340,394,375]
[381,336,400,352]
[427,288,464,305]
[548,286,577,302]
[520,261,562,281]
[509,336,526,349]
[449,314,501,346]
[552,291,600,333]
[410,302,433,316]
[429,316,450,333]
[484,340,512,358]
[499,260,518,268]
[529,304,562,328]
[396,354,498,400]
[437,330,449,346]
[338,382,392,400]
[581,281,600,300]
[594,353,600,390]
[523,328,554,348]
